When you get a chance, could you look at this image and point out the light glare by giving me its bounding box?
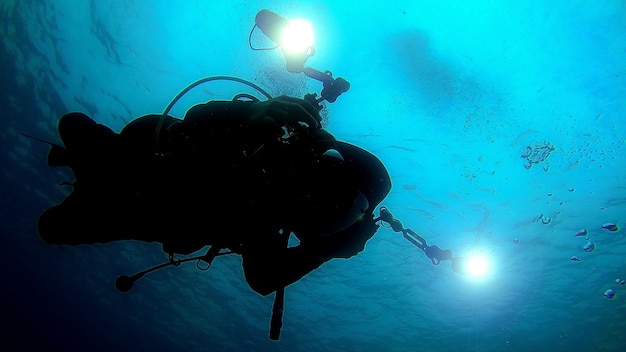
[466,255,489,278]
[280,19,314,54]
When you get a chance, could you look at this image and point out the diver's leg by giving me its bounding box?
[39,113,177,246]
[56,112,130,182]
[37,192,122,245]
[39,113,124,245]
[58,112,116,151]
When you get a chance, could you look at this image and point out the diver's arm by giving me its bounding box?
[242,214,379,296]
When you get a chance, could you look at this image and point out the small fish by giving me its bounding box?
[601,223,619,232]
[570,256,582,262]
[574,229,588,237]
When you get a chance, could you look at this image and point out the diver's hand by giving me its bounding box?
[248,96,321,134]
[315,213,380,259]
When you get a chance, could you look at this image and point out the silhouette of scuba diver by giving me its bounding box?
[36,95,391,299]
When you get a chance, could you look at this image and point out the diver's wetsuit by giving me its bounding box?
[37,97,391,295]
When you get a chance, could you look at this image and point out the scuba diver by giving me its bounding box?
[30,4,386,329]
[37,95,391,296]
[35,93,391,336]
[32,9,392,340]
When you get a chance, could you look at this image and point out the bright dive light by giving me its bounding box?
[255,9,313,53]
[255,8,315,72]
[452,254,491,280]
[252,8,350,103]
[466,255,489,278]
[280,19,314,54]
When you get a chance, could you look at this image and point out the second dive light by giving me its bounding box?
[251,9,350,109]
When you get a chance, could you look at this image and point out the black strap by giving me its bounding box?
[269,287,285,340]
[268,230,290,340]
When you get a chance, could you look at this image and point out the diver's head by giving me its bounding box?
[288,149,367,239]
[286,143,390,241]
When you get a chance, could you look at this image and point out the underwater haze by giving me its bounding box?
[2,0,625,351]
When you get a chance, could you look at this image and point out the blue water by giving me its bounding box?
[2,1,625,351]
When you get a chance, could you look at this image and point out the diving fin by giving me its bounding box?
[20,133,71,167]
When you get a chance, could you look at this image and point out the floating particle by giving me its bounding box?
[570,256,582,262]
[521,141,555,169]
[603,289,615,299]
[601,223,619,232]
[574,229,588,237]
[583,241,595,252]
[402,184,418,190]
[513,238,520,244]
[533,214,552,225]
[568,188,575,192]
